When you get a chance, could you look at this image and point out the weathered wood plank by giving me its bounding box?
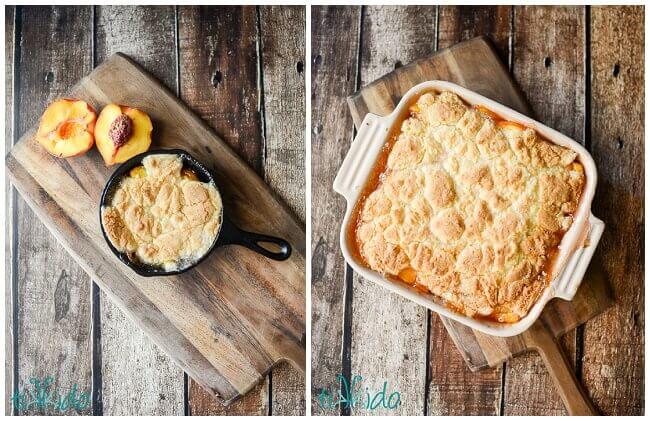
[187,381,268,415]
[310,5,361,415]
[504,6,586,415]
[5,4,15,416]
[437,5,512,66]
[15,6,93,415]
[259,5,306,415]
[349,6,437,415]
[94,5,184,415]
[428,318,501,415]
[96,6,177,89]
[178,5,263,173]
[582,6,644,415]
[427,6,512,415]
[512,6,586,141]
[178,5,268,414]
[260,5,306,222]
[270,362,305,415]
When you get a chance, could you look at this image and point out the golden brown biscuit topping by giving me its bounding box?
[352,91,585,322]
[102,154,222,271]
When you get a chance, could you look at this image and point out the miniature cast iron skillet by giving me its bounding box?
[99,149,291,277]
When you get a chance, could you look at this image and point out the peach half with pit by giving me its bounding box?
[36,98,97,158]
[95,104,153,166]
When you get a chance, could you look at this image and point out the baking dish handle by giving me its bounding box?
[333,113,384,200]
[554,214,605,300]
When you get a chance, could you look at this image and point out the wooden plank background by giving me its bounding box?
[311,5,644,415]
[5,5,305,416]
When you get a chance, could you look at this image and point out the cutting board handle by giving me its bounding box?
[524,320,598,415]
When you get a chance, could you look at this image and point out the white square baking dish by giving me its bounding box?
[334,80,604,337]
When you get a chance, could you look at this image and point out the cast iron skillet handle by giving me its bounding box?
[238,230,292,261]
[217,216,292,261]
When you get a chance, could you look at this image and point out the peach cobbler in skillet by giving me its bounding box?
[101,154,223,271]
[351,91,585,323]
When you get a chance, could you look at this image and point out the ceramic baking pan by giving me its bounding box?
[334,81,604,337]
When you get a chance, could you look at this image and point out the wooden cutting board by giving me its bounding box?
[6,53,305,406]
[347,36,613,415]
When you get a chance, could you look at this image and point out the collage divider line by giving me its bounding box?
[256,5,269,169]
[254,5,274,413]
[10,5,22,417]
[305,4,311,415]
[90,6,104,415]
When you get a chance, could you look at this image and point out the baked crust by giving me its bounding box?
[354,91,585,322]
[102,154,222,271]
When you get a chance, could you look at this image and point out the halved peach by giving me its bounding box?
[95,104,152,166]
[36,98,96,158]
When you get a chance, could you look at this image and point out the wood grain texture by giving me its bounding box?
[437,5,512,66]
[427,6,512,415]
[582,6,644,415]
[94,5,184,415]
[178,6,269,414]
[6,52,305,408]
[260,5,306,222]
[503,6,586,416]
[310,5,361,415]
[187,381,268,416]
[14,6,93,415]
[5,4,15,416]
[428,317,501,415]
[270,362,305,415]
[259,5,306,415]
[350,6,438,415]
[178,5,263,173]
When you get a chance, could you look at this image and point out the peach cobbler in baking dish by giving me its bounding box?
[350,91,585,323]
